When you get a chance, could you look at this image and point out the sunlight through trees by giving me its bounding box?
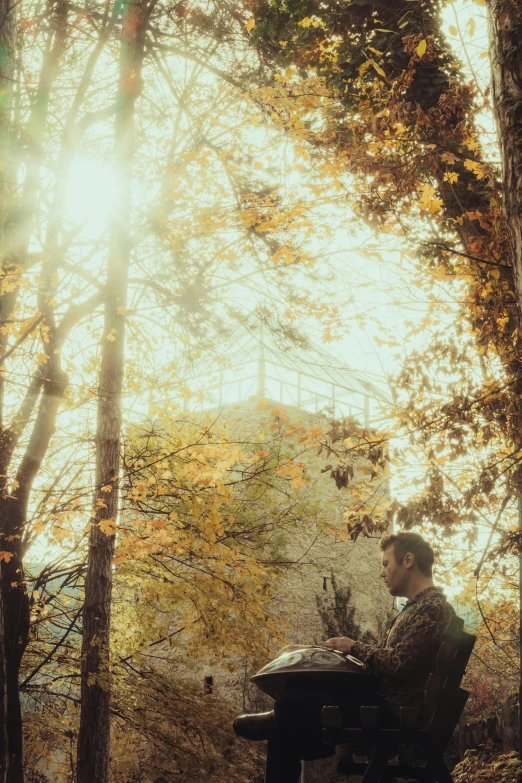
[0,0,521,781]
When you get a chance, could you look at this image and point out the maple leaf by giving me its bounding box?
[298,16,322,28]
[441,153,458,166]
[445,511,461,524]
[245,17,255,32]
[99,518,117,536]
[464,159,489,179]
[418,184,443,213]
[271,246,296,265]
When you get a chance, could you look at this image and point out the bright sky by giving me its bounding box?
[27,0,497,586]
[58,0,491,387]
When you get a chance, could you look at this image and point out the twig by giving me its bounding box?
[473,493,511,578]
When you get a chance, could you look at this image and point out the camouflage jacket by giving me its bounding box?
[351,586,455,713]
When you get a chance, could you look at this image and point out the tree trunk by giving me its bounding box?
[2,543,28,783]
[488,1,522,319]
[1,358,68,783]
[0,1,18,780]
[0,569,7,783]
[0,0,17,226]
[76,4,147,782]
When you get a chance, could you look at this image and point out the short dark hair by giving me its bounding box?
[379,532,434,577]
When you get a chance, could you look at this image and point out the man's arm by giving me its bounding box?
[350,601,450,678]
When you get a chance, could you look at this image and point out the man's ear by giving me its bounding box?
[403,552,415,570]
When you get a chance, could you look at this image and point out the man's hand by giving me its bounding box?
[322,636,356,655]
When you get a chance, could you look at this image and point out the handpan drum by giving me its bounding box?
[250,646,376,700]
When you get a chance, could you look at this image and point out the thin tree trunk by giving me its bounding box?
[488,1,522,318]
[1,517,28,783]
[0,0,17,250]
[76,3,148,781]
[1,365,68,783]
[0,571,6,783]
[0,1,112,779]
[0,1,17,779]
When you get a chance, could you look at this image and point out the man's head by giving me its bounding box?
[379,532,434,598]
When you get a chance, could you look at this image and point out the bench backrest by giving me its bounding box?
[422,615,476,748]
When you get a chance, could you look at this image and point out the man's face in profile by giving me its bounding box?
[380,545,409,597]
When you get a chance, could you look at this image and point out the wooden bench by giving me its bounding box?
[321,616,476,782]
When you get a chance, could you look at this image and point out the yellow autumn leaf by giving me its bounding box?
[444,171,459,184]
[0,551,13,563]
[418,183,443,213]
[371,60,386,78]
[245,17,255,32]
[464,159,489,179]
[416,39,427,57]
[99,518,117,536]
[448,25,458,36]
[271,247,296,265]
[107,328,116,341]
[464,137,479,151]
[472,0,486,5]
[37,353,49,365]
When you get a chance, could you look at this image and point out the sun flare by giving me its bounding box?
[65,158,118,232]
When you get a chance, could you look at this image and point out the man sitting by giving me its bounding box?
[233,532,455,783]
